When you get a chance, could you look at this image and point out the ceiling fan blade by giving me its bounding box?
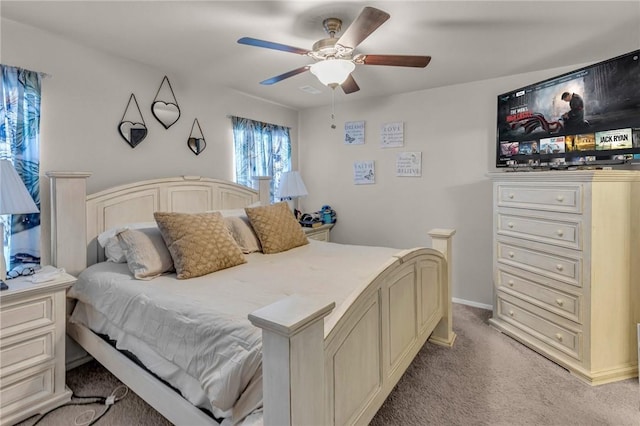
[341,74,360,94]
[260,66,310,85]
[237,37,310,55]
[357,54,431,68]
[337,7,390,49]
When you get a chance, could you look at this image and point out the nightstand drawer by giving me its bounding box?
[0,365,55,413]
[0,330,54,378]
[498,297,581,361]
[497,184,582,213]
[0,295,54,338]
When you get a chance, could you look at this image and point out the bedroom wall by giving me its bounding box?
[298,64,587,308]
[1,18,298,265]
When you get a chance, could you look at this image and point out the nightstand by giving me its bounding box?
[303,223,334,242]
[0,270,76,426]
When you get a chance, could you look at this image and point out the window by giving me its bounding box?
[0,65,42,276]
[231,116,291,202]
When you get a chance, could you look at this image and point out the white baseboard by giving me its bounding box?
[453,297,492,311]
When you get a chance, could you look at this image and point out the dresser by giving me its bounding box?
[488,170,640,385]
[0,271,75,426]
[303,223,334,242]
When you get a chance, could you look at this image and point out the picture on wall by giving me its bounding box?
[354,160,375,184]
[380,121,404,148]
[396,152,422,177]
[344,121,365,144]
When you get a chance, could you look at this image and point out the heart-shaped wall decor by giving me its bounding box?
[188,137,206,155]
[152,101,180,129]
[118,121,147,148]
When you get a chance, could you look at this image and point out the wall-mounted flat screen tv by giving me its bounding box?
[496,50,640,168]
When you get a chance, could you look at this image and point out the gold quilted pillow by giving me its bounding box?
[244,202,308,254]
[154,212,246,279]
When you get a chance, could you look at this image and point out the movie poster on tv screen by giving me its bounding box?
[353,160,375,184]
[396,152,422,177]
[344,121,365,145]
[540,136,565,154]
[595,128,633,150]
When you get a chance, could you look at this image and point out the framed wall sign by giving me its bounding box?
[380,121,404,148]
[396,152,422,177]
[354,160,375,184]
[344,121,365,145]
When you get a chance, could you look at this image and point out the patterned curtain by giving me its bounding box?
[231,116,291,201]
[0,65,42,275]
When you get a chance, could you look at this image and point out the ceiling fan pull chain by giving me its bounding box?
[331,88,337,129]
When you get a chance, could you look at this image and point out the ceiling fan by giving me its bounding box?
[237,6,431,94]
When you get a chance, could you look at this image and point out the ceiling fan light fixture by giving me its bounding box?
[310,59,355,87]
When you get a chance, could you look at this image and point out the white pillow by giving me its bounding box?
[97,222,157,263]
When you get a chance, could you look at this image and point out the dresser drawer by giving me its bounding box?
[497,184,582,213]
[497,241,581,287]
[497,269,581,323]
[497,212,581,250]
[497,297,582,360]
[0,295,54,339]
[0,330,54,378]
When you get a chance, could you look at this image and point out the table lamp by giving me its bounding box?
[0,159,39,287]
[275,171,308,212]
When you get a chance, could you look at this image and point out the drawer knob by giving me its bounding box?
[556,229,564,237]
[508,193,515,199]
[555,333,563,342]
[556,195,565,202]
[508,251,515,258]
[556,264,564,271]
[556,299,564,307]
[508,310,515,317]
[508,280,514,287]
[507,222,514,229]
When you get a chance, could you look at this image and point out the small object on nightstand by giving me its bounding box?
[0,281,7,291]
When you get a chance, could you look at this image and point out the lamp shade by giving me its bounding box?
[310,59,355,87]
[276,171,308,199]
[0,159,39,214]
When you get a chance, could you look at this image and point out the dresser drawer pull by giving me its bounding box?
[508,310,515,317]
[556,195,565,202]
[555,333,563,342]
[556,264,564,271]
[556,229,564,237]
[508,251,515,258]
[508,280,514,287]
[508,193,515,199]
[556,299,564,307]
[507,222,514,229]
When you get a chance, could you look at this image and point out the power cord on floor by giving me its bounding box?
[31,385,129,426]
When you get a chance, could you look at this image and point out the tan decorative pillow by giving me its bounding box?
[154,211,246,279]
[224,216,262,254]
[244,202,308,254]
[117,228,174,280]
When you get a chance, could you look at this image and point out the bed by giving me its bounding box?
[46,172,456,426]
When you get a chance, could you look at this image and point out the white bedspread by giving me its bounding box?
[68,240,402,424]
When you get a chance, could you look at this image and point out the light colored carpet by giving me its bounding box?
[18,304,639,425]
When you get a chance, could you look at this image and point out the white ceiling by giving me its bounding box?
[2,1,639,110]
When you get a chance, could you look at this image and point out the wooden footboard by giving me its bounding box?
[249,229,456,426]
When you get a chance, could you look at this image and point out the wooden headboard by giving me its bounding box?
[46,172,271,275]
